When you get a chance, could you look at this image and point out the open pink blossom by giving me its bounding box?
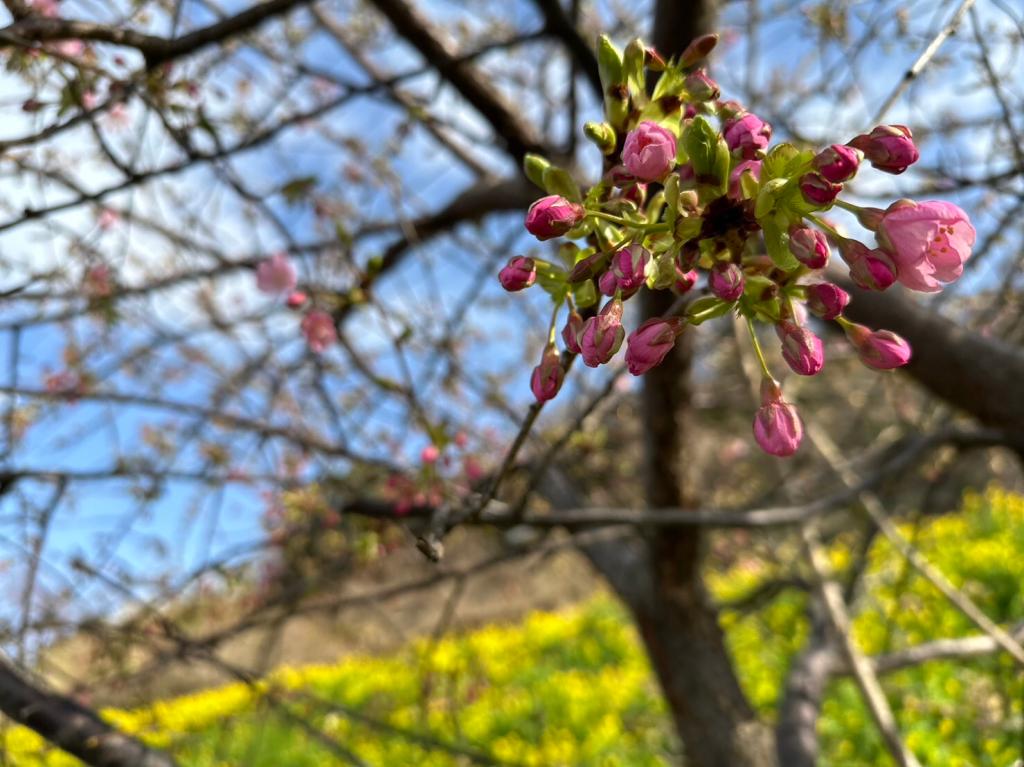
[301,310,337,353]
[876,200,975,292]
[752,378,803,457]
[622,121,677,182]
[256,252,297,294]
[625,317,684,376]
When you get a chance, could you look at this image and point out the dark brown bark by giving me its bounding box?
[0,659,178,767]
[841,280,1024,434]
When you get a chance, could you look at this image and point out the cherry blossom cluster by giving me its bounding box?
[254,252,338,353]
[499,34,975,457]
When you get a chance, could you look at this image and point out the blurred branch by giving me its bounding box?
[365,0,547,163]
[0,659,178,767]
[801,523,923,767]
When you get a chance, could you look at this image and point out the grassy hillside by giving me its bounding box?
[4,487,1023,766]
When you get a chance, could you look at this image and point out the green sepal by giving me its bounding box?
[524,154,551,190]
[686,296,734,325]
[762,216,799,271]
[597,35,624,91]
[623,39,647,98]
[535,262,569,303]
[572,279,599,309]
[542,166,582,202]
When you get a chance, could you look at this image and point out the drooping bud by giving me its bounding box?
[579,299,625,367]
[625,317,684,375]
[525,195,585,241]
[530,345,564,402]
[787,227,830,269]
[838,239,897,291]
[622,121,677,182]
[812,144,862,183]
[723,112,772,159]
[776,321,825,376]
[684,69,720,102]
[847,125,919,174]
[709,261,745,302]
[598,244,650,297]
[752,378,803,457]
[561,311,584,354]
[679,33,719,69]
[842,322,912,369]
[498,256,537,292]
[286,290,308,310]
[799,172,842,206]
[805,283,850,320]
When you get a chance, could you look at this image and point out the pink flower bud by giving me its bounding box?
[421,444,440,463]
[674,267,698,294]
[838,239,897,291]
[530,345,564,402]
[561,311,584,353]
[799,173,842,206]
[805,283,850,320]
[728,159,762,201]
[812,144,862,183]
[625,317,684,375]
[524,195,585,241]
[752,378,803,457]
[301,309,337,353]
[776,321,824,376]
[286,291,308,309]
[498,256,537,292]
[788,226,830,269]
[848,125,919,174]
[709,262,745,302]
[83,264,113,298]
[256,252,298,294]
[875,199,975,293]
[843,322,912,369]
[599,244,650,297]
[684,70,720,102]
[622,121,678,182]
[579,299,625,367]
[723,112,771,159]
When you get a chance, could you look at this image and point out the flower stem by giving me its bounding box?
[807,214,844,241]
[745,316,773,380]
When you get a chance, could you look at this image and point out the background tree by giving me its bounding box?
[0,0,1022,765]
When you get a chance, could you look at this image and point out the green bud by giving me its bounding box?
[623,39,646,95]
[542,165,582,202]
[524,153,551,190]
[583,121,617,155]
[683,116,729,191]
[597,35,624,90]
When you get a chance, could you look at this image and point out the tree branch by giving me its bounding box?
[0,658,178,767]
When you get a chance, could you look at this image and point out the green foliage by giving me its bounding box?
[7,488,1024,765]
